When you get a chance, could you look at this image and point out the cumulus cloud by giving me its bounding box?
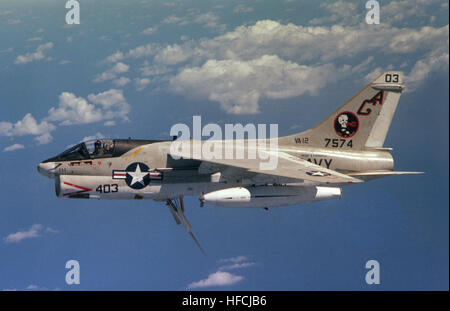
[382,0,444,26]
[163,15,184,24]
[141,26,158,35]
[0,113,55,138]
[154,44,193,65]
[1,89,127,145]
[93,62,130,82]
[187,271,243,289]
[105,51,124,63]
[161,12,225,31]
[405,48,449,90]
[105,45,156,63]
[3,224,58,244]
[113,77,131,87]
[47,93,104,125]
[170,55,340,114]
[14,42,53,64]
[187,256,255,289]
[195,20,448,63]
[3,143,25,152]
[35,132,53,145]
[309,1,359,25]
[47,89,129,125]
[100,19,448,114]
[134,78,151,91]
[193,12,225,31]
[140,62,172,77]
[104,120,116,126]
[87,89,129,116]
[105,20,449,66]
[308,0,444,26]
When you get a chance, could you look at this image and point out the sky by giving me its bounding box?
[0,0,448,290]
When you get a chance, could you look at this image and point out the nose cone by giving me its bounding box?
[37,162,58,179]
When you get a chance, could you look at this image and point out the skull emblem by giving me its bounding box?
[334,112,359,138]
[338,114,348,128]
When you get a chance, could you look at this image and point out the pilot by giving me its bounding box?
[94,140,104,155]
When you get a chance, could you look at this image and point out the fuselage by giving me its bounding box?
[37,138,393,205]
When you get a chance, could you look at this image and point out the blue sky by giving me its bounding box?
[0,0,448,290]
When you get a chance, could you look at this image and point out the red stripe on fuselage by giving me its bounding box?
[63,182,92,196]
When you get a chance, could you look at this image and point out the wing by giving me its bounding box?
[170,142,362,185]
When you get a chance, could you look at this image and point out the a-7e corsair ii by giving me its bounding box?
[38,71,422,253]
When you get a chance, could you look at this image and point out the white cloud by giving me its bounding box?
[0,113,55,137]
[93,62,130,82]
[163,15,183,24]
[105,44,155,63]
[382,0,444,25]
[170,55,340,114]
[200,21,447,63]
[135,78,151,91]
[405,48,449,90]
[161,12,224,31]
[193,12,225,30]
[389,25,448,53]
[217,256,256,270]
[142,26,158,35]
[3,224,57,244]
[219,262,255,270]
[14,42,53,65]
[47,93,104,125]
[3,143,24,152]
[87,89,128,111]
[309,1,359,25]
[140,62,172,76]
[104,19,448,114]
[104,20,449,67]
[105,51,124,63]
[104,120,116,126]
[127,44,155,58]
[154,44,193,65]
[1,89,127,144]
[187,271,243,289]
[113,77,131,87]
[47,89,129,125]
[35,132,53,145]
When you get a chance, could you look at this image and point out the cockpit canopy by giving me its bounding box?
[43,138,166,163]
[53,139,114,161]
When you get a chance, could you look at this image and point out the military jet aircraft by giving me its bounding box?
[37,71,422,254]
